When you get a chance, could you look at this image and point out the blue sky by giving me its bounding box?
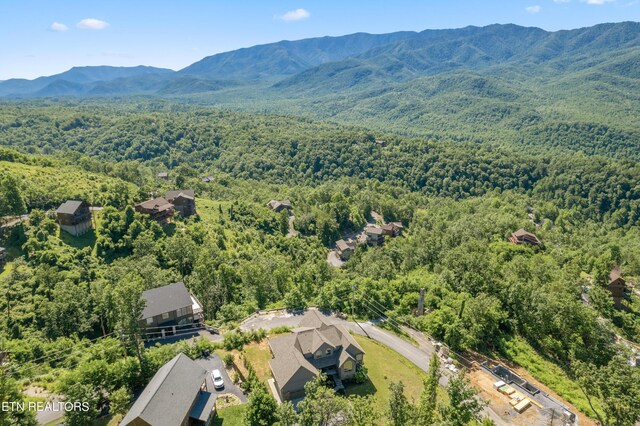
[1,0,638,80]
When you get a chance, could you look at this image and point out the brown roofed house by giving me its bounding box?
[135,197,174,224]
[607,267,627,302]
[166,190,197,218]
[120,353,216,426]
[509,229,541,246]
[268,310,365,401]
[336,239,356,261]
[267,200,292,213]
[156,172,169,180]
[55,200,92,236]
[381,221,403,237]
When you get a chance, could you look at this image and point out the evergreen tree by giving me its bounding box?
[387,381,413,426]
[416,353,441,425]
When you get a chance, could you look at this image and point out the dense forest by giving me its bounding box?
[1,102,640,426]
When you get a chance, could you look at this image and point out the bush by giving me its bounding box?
[223,353,234,368]
[355,364,369,384]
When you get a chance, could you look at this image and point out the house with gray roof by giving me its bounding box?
[55,200,92,236]
[120,353,216,426]
[166,190,197,218]
[140,282,203,332]
[268,310,365,401]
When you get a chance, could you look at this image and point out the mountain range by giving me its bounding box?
[1,21,639,157]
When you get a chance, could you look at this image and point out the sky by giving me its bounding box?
[1,0,638,80]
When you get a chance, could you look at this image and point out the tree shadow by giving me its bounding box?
[58,228,97,250]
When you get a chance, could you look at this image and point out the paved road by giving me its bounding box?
[241,308,511,426]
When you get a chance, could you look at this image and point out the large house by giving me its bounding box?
[364,225,385,246]
[166,190,197,218]
[135,197,175,224]
[336,239,356,261]
[381,222,403,237]
[55,200,92,236]
[141,282,203,332]
[121,353,216,426]
[607,267,627,302]
[267,200,292,213]
[269,310,365,401]
[509,229,541,246]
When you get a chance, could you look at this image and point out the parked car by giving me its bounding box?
[211,369,224,389]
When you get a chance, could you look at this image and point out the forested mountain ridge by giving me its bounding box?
[2,22,637,161]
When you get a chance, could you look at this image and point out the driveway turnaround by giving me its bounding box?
[195,355,248,403]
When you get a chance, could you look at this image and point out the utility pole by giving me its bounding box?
[417,288,425,316]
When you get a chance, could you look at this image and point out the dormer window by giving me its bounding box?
[315,350,323,358]
[326,349,332,356]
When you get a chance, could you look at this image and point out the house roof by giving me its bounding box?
[136,197,174,212]
[156,172,168,177]
[202,176,214,183]
[609,267,625,284]
[141,282,193,319]
[189,391,217,422]
[511,228,541,243]
[120,353,207,426]
[336,239,355,252]
[269,310,365,392]
[166,190,195,201]
[366,226,384,236]
[267,200,292,210]
[55,200,86,215]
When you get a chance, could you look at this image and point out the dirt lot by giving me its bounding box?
[468,367,596,426]
[470,369,549,426]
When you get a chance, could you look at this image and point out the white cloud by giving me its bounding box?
[581,0,614,3]
[76,18,110,30]
[526,5,542,13]
[50,22,68,32]
[277,8,310,22]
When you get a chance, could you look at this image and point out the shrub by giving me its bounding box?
[223,353,234,368]
[355,364,369,384]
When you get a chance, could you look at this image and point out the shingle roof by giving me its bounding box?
[336,239,355,251]
[120,353,207,426]
[189,391,217,423]
[166,189,195,201]
[141,282,193,319]
[269,310,365,393]
[136,197,174,212]
[55,200,86,215]
[609,267,624,284]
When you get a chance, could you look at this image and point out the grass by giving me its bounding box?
[243,340,273,381]
[213,404,247,426]
[346,334,437,405]
[496,335,603,419]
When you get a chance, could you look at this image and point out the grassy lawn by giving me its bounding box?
[496,335,602,419]
[243,340,273,381]
[347,335,433,405]
[213,404,247,426]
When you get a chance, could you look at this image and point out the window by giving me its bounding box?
[356,354,363,362]
[315,350,323,359]
[343,360,354,372]
[162,312,170,320]
[146,317,153,325]
[326,349,332,356]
